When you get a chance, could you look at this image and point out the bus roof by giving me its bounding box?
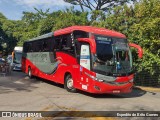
[26,32,54,42]
[54,26,126,38]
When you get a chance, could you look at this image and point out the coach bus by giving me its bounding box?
[12,46,23,70]
[22,26,143,94]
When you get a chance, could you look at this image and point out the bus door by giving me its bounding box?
[79,43,91,91]
[80,44,91,70]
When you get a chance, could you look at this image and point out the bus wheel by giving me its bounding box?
[64,74,76,93]
[28,67,32,79]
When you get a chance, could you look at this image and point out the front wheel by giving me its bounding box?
[64,74,76,93]
[28,67,32,79]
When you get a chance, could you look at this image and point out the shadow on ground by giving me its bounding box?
[0,71,40,93]
[76,86,147,98]
[35,77,147,98]
[0,71,148,98]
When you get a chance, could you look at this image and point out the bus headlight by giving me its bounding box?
[85,72,103,82]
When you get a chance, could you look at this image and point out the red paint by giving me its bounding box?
[77,38,96,54]
[22,26,143,94]
[54,26,126,38]
[129,43,143,58]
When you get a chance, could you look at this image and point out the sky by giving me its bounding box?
[0,0,72,20]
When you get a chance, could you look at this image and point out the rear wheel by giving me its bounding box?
[28,67,32,79]
[64,74,76,92]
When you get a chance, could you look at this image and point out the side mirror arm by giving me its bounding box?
[129,43,143,59]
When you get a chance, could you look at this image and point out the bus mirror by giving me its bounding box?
[77,38,96,54]
[129,43,143,59]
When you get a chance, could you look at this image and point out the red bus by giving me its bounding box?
[22,26,143,94]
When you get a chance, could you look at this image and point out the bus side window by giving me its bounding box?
[75,41,81,56]
[50,37,55,52]
[32,41,37,52]
[28,43,33,52]
[42,38,53,52]
[43,41,48,52]
[55,37,61,51]
[61,36,67,51]
[23,43,29,53]
[61,34,75,55]
[38,41,43,52]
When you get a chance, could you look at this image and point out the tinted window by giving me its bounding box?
[23,42,29,53]
[73,30,89,39]
[55,34,75,55]
[95,35,113,61]
[54,36,61,51]
[23,37,54,53]
[28,43,33,52]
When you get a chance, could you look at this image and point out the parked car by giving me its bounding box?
[7,55,12,64]
[0,58,5,62]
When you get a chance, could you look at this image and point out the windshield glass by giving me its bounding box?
[7,56,12,63]
[13,52,22,64]
[93,35,133,76]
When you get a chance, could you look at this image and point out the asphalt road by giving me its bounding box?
[0,71,160,120]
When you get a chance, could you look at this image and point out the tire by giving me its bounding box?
[28,67,32,79]
[64,74,76,93]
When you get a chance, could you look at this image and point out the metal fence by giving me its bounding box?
[0,63,159,87]
[134,66,160,87]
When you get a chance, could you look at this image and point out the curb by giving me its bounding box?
[135,86,160,92]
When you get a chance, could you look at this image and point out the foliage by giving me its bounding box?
[97,0,160,85]
[0,0,159,86]
[64,0,136,12]
[0,13,17,55]
[132,0,160,85]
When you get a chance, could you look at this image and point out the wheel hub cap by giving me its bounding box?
[67,78,73,89]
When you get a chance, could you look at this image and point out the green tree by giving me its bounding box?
[0,13,17,55]
[38,7,89,35]
[98,0,160,86]
[64,0,136,12]
[130,0,160,85]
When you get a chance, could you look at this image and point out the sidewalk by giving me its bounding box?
[135,86,160,92]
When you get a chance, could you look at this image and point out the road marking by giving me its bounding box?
[41,105,54,111]
[92,117,117,120]
[14,81,24,84]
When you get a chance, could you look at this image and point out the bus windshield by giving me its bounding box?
[93,35,133,76]
[13,52,22,64]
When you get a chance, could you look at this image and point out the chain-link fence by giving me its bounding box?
[134,66,160,87]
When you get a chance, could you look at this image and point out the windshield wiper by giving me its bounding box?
[95,57,106,64]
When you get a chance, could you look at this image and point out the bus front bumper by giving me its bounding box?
[89,81,133,94]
